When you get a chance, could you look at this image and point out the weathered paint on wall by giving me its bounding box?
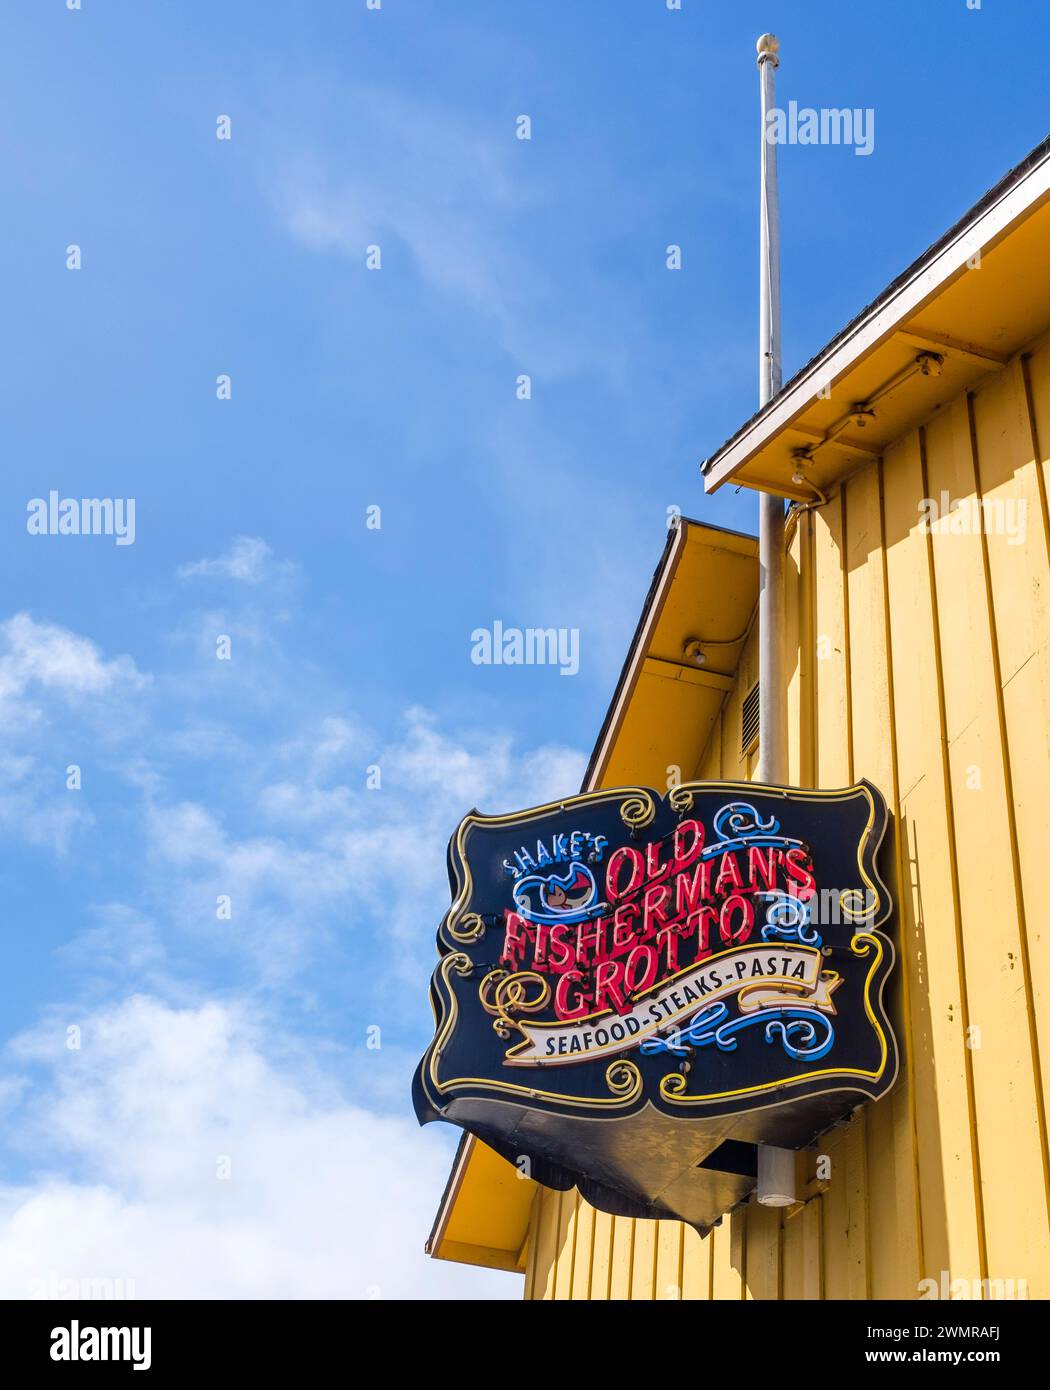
[525,337,1050,1300]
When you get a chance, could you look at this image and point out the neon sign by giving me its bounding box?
[413,781,898,1228]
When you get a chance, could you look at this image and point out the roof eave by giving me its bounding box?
[702,132,1050,495]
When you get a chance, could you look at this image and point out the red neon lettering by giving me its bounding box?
[606,846,645,902]
[714,851,744,895]
[672,819,705,872]
[575,916,607,965]
[594,959,628,1015]
[746,845,779,892]
[501,911,532,968]
[612,901,640,953]
[554,971,590,1020]
[719,894,754,945]
[546,923,574,971]
[644,839,670,885]
[641,882,671,940]
[674,859,712,917]
[624,944,659,997]
[784,847,816,893]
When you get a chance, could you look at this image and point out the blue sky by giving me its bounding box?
[0,0,1044,1298]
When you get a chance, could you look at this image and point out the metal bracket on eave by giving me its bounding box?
[892,329,1009,371]
[642,656,735,691]
[788,423,882,458]
[788,352,941,486]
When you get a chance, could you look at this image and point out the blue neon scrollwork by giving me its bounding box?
[701,801,804,858]
[641,1000,835,1062]
[759,889,822,947]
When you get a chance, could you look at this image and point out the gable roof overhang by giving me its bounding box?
[425,1131,537,1273]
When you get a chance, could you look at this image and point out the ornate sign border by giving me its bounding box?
[415,779,897,1125]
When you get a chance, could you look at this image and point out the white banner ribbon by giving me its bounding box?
[505,944,837,1066]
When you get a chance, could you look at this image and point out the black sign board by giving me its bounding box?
[413,781,898,1228]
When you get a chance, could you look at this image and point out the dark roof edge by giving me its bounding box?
[425,1130,471,1256]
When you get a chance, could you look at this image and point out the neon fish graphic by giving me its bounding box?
[512,863,605,924]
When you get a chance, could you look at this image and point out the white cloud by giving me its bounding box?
[0,996,515,1299]
[0,614,145,703]
[178,537,286,585]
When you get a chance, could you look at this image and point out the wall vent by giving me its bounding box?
[741,680,760,756]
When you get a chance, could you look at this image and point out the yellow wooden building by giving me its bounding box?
[425,133,1050,1299]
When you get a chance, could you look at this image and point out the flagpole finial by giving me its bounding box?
[757,33,780,66]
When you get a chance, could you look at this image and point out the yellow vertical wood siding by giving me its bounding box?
[526,338,1050,1299]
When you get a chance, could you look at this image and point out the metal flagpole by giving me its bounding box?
[756,33,787,790]
[755,32,796,1208]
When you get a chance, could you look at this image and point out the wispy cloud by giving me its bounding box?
[178,537,291,586]
[1,546,587,996]
[0,616,148,852]
[264,82,645,382]
[141,705,585,991]
[0,751,91,855]
[277,85,515,309]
